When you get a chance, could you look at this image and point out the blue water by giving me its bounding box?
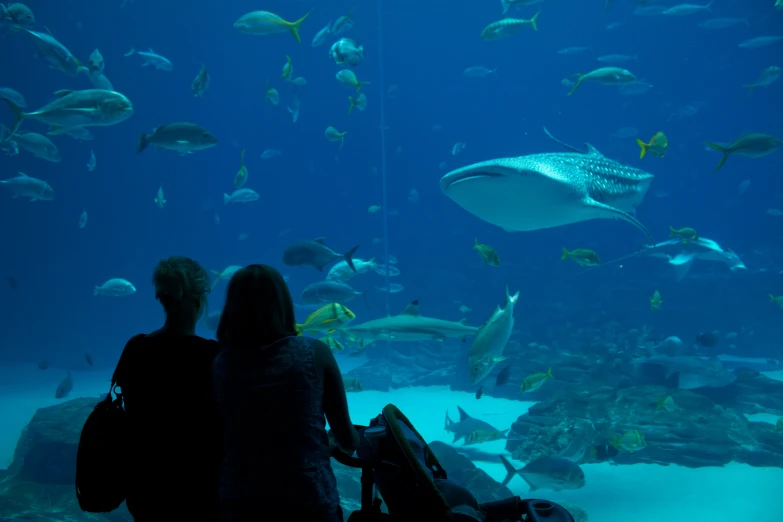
[1,0,782,519]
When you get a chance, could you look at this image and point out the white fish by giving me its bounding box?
[451,142,466,156]
[739,36,783,49]
[697,17,749,29]
[261,149,282,159]
[327,258,379,282]
[469,286,519,384]
[662,2,713,16]
[0,172,54,201]
[94,278,136,297]
[124,47,173,71]
[288,95,300,123]
[463,66,497,78]
[224,188,259,205]
[311,22,332,47]
[87,150,96,171]
[79,209,88,228]
[154,186,166,208]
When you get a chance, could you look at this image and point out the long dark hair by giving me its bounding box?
[216,264,297,349]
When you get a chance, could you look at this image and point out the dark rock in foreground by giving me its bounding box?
[0,397,517,520]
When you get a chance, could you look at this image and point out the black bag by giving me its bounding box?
[75,381,128,512]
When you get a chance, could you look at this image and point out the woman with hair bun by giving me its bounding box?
[112,256,222,520]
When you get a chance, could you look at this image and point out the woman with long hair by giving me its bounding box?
[213,264,359,521]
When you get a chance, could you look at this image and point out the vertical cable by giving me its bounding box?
[376,0,392,388]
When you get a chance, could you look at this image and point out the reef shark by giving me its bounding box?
[344,300,478,343]
[445,406,509,445]
[439,127,656,244]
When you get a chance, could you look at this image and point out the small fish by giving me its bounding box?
[343,376,363,392]
[311,22,332,47]
[0,172,54,201]
[330,38,364,66]
[650,290,663,310]
[368,205,381,213]
[191,63,210,97]
[743,66,781,95]
[283,238,359,273]
[610,430,646,452]
[234,148,248,188]
[79,209,88,228]
[265,87,280,105]
[296,303,356,334]
[336,69,369,92]
[224,188,259,205]
[320,337,345,354]
[656,395,676,412]
[568,67,636,95]
[473,238,500,266]
[87,149,96,171]
[261,149,282,159]
[375,283,404,293]
[463,66,498,77]
[451,142,466,156]
[662,2,714,16]
[125,47,173,71]
[520,368,553,393]
[85,353,93,366]
[496,366,511,386]
[481,12,540,40]
[94,278,136,297]
[281,55,293,80]
[704,133,783,171]
[770,295,783,309]
[55,372,73,399]
[475,387,484,399]
[154,186,167,208]
[459,305,472,314]
[137,122,217,155]
[233,10,311,43]
[696,331,719,348]
[636,131,668,159]
[37,361,49,370]
[670,226,698,242]
[618,81,653,95]
[11,132,61,162]
[348,93,367,113]
[325,126,347,150]
[332,6,355,36]
[561,248,600,267]
[211,266,242,290]
[738,36,783,49]
[768,208,783,217]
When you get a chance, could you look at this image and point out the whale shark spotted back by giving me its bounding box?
[440,128,656,244]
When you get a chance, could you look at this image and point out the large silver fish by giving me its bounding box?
[1,89,133,137]
[440,128,656,244]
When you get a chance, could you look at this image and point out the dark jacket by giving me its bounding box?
[113,333,222,520]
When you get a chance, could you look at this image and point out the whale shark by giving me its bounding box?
[439,128,656,244]
[343,300,478,343]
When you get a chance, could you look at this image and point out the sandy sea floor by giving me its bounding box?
[1,363,782,522]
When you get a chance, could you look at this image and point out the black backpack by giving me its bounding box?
[75,381,128,512]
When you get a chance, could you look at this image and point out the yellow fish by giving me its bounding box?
[636,131,668,159]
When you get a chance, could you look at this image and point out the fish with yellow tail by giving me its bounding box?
[233,10,311,43]
[520,368,553,392]
[297,303,357,335]
[567,67,636,96]
[636,131,668,159]
[650,289,663,310]
[481,11,540,40]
